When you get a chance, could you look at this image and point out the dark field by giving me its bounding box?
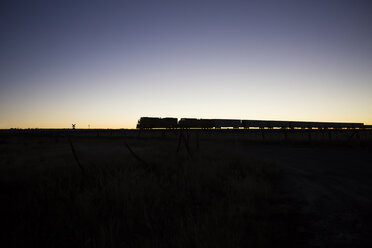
[1,129,372,247]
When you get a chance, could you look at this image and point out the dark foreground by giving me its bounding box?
[1,130,372,247]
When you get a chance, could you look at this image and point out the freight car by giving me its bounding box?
[213,119,241,129]
[241,120,364,129]
[177,119,241,129]
[178,118,214,129]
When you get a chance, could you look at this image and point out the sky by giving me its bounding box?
[1,0,372,128]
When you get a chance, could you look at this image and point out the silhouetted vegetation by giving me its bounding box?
[1,135,299,248]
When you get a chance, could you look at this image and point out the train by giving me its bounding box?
[136,117,369,130]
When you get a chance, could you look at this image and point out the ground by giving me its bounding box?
[1,130,371,247]
[239,143,372,247]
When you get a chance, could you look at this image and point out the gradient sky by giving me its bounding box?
[1,0,372,128]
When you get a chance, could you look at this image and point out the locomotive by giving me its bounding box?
[136,117,178,129]
[136,117,366,130]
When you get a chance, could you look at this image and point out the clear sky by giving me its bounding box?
[1,0,371,128]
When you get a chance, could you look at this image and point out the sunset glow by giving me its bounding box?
[1,0,371,128]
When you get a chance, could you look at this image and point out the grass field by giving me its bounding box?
[0,134,303,248]
[2,130,372,247]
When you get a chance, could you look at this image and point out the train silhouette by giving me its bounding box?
[136,117,370,129]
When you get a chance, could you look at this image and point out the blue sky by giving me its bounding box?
[1,0,371,128]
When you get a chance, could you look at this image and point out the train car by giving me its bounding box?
[241,120,271,129]
[137,117,177,129]
[162,118,178,128]
[212,119,241,129]
[269,121,288,128]
[350,122,363,128]
[178,118,200,128]
[352,123,364,128]
[200,119,215,129]
[136,117,158,129]
[177,118,213,128]
[240,120,254,129]
[178,118,241,129]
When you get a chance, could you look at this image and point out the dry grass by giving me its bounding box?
[1,136,295,248]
